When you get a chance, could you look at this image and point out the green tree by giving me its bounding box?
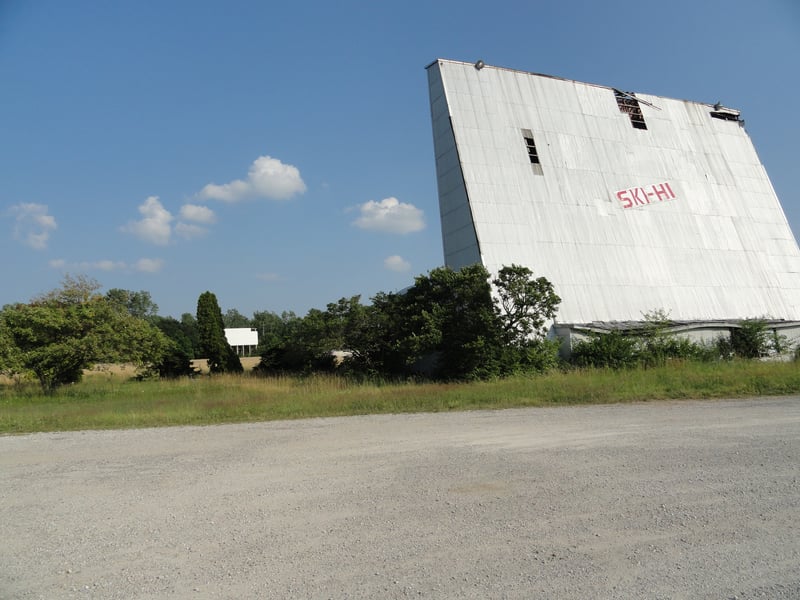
[406,264,503,379]
[223,308,252,328]
[196,291,243,374]
[341,291,404,376]
[492,265,561,374]
[321,296,369,358]
[105,288,159,319]
[0,317,23,381]
[35,273,98,305]
[256,298,373,374]
[259,307,335,373]
[493,265,560,344]
[149,316,197,377]
[254,265,562,381]
[251,310,292,353]
[150,316,193,357]
[0,276,170,392]
[179,313,200,357]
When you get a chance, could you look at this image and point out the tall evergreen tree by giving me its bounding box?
[196,291,243,374]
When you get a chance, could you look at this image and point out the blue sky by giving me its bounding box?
[2,0,799,318]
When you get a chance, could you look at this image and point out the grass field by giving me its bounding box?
[2,359,799,434]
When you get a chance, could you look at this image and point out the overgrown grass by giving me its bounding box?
[2,359,799,434]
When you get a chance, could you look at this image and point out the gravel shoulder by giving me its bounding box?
[2,397,799,599]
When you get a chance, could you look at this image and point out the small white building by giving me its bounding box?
[224,328,259,356]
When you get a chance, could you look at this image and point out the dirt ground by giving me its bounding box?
[2,397,799,599]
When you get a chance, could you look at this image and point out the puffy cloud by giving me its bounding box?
[353,197,425,234]
[179,204,216,224]
[122,196,173,245]
[123,198,217,244]
[10,203,57,250]
[174,222,208,240]
[175,204,215,238]
[199,155,306,202]
[48,257,164,273]
[384,255,411,272]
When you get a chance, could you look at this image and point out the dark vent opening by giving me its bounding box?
[521,129,540,164]
[521,129,543,175]
[614,90,648,130]
[524,137,540,164]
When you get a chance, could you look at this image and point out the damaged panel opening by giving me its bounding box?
[614,90,648,130]
[521,129,544,175]
[710,103,743,123]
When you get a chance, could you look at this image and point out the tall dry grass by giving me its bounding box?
[2,359,799,434]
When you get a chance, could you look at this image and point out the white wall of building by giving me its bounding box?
[427,59,800,325]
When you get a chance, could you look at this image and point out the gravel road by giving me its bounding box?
[2,397,799,599]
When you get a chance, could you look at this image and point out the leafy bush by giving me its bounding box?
[639,333,710,366]
[730,319,770,359]
[571,315,718,370]
[155,342,197,378]
[507,338,562,374]
[771,330,792,355]
[571,331,639,369]
[715,334,734,360]
[571,315,796,370]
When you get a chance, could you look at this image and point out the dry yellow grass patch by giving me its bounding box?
[191,356,260,374]
[83,363,139,380]
[1,357,261,385]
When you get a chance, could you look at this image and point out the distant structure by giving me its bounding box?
[224,328,259,357]
[426,58,800,349]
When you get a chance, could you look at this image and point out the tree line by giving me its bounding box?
[0,265,561,392]
[255,264,561,380]
[2,265,781,395]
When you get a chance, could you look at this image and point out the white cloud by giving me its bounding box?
[122,196,173,245]
[175,204,215,238]
[10,203,57,250]
[353,197,425,234]
[384,255,411,272]
[94,260,127,271]
[123,198,216,244]
[134,258,164,273]
[49,259,125,272]
[175,222,208,240]
[199,155,306,202]
[48,258,164,273]
[180,204,216,224]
